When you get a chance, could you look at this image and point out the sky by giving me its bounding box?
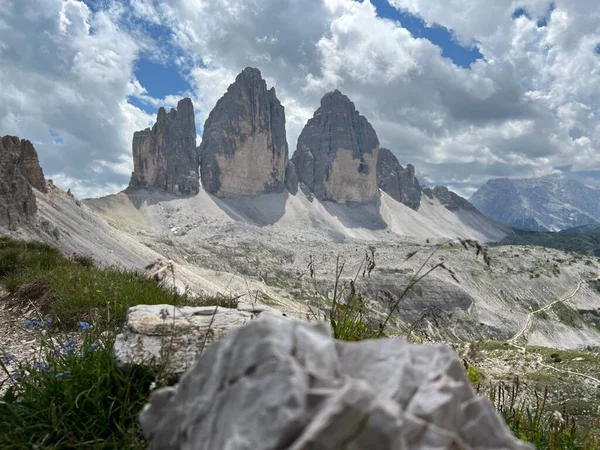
[1,0,599,199]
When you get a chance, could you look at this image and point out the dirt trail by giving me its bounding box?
[508,279,586,346]
[506,278,600,384]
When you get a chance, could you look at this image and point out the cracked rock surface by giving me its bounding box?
[140,315,532,450]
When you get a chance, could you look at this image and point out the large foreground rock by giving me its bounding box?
[140,315,531,450]
[129,98,199,195]
[0,136,46,230]
[113,303,283,375]
[291,90,380,203]
[199,67,288,197]
[377,148,421,209]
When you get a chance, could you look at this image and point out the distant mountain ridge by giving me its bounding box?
[470,176,600,231]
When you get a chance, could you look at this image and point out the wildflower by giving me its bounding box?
[44,317,52,326]
[77,321,92,331]
[62,338,77,354]
[55,370,71,380]
[24,319,32,329]
[62,337,76,348]
[33,361,49,372]
[85,341,99,354]
[32,319,40,328]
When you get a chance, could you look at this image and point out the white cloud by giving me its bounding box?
[2,0,599,199]
[0,0,154,199]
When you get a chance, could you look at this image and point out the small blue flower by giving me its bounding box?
[55,370,71,380]
[32,320,40,327]
[62,338,76,354]
[24,320,32,329]
[77,321,92,331]
[44,317,52,326]
[33,361,49,372]
[86,341,99,353]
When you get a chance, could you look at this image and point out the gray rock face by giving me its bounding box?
[0,136,46,230]
[114,303,285,375]
[377,148,421,209]
[129,98,199,195]
[424,186,479,213]
[199,67,288,197]
[470,176,600,231]
[284,160,299,195]
[140,315,531,450]
[292,90,380,203]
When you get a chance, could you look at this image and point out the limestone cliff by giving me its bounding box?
[0,136,46,230]
[199,67,288,197]
[291,90,379,203]
[129,98,198,195]
[377,148,421,209]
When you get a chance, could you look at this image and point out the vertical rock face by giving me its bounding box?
[292,90,380,203]
[199,67,288,197]
[0,136,46,230]
[377,148,421,209]
[129,98,199,195]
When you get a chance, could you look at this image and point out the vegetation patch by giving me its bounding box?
[552,303,585,328]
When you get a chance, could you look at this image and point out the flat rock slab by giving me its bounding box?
[114,303,283,375]
[140,315,533,450]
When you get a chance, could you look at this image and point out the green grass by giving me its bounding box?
[0,236,192,329]
[481,381,600,449]
[0,326,168,449]
[552,303,584,328]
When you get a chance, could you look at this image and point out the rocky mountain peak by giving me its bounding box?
[291,90,380,203]
[376,148,421,209]
[470,176,600,231]
[0,135,47,230]
[199,67,288,197]
[129,98,198,196]
[424,186,478,212]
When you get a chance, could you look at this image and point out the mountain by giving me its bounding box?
[376,148,421,210]
[199,67,288,197]
[291,90,379,203]
[129,98,198,195]
[22,67,600,351]
[470,176,600,231]
[0,135,46,230]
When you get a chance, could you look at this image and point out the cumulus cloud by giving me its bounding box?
[0,0,154,198]
[1,0,599,198]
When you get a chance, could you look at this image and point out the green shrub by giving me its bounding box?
[467,365,482,384]
[0,321,167,449]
